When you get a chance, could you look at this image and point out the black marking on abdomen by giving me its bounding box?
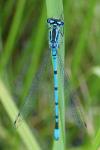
[55,102,58,105]
[52,53,57,57]
[55,122,59,129]
[54,70,57,74]
[55,115,58,119]
[54,87,58,90]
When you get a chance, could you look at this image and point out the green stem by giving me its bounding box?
[21,4,46,102]
[46,0,65,149]
[71,0,96,78]
[0,0,26,71]
[93,129,100,150]
[0,78,41,150]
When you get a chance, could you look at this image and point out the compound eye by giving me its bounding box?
[57,21,62,25]
[57,21,64,26]
[47,19,55,24]
[50,20,55,24]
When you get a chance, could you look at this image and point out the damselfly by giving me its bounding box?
[47,18,64,140]
[14,18,86,141]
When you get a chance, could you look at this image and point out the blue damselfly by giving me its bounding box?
[14,18,86,141]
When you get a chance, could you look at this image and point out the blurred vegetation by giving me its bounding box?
[0,0,100,150]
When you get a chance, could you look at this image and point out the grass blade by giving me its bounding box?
[0,78,41,150]
[93,129,100,150]
[0,0,26,71]
[20,4,46,102]
[46,0,65,149]
[71,0,96,77]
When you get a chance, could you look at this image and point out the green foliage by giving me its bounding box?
[0,0,100,150]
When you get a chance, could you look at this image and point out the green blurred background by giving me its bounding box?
[0,0,100,150]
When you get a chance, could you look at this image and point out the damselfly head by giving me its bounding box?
[47,18,64,26]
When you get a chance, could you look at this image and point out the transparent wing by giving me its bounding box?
[57,53,87,128]
[14,50,52,127]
